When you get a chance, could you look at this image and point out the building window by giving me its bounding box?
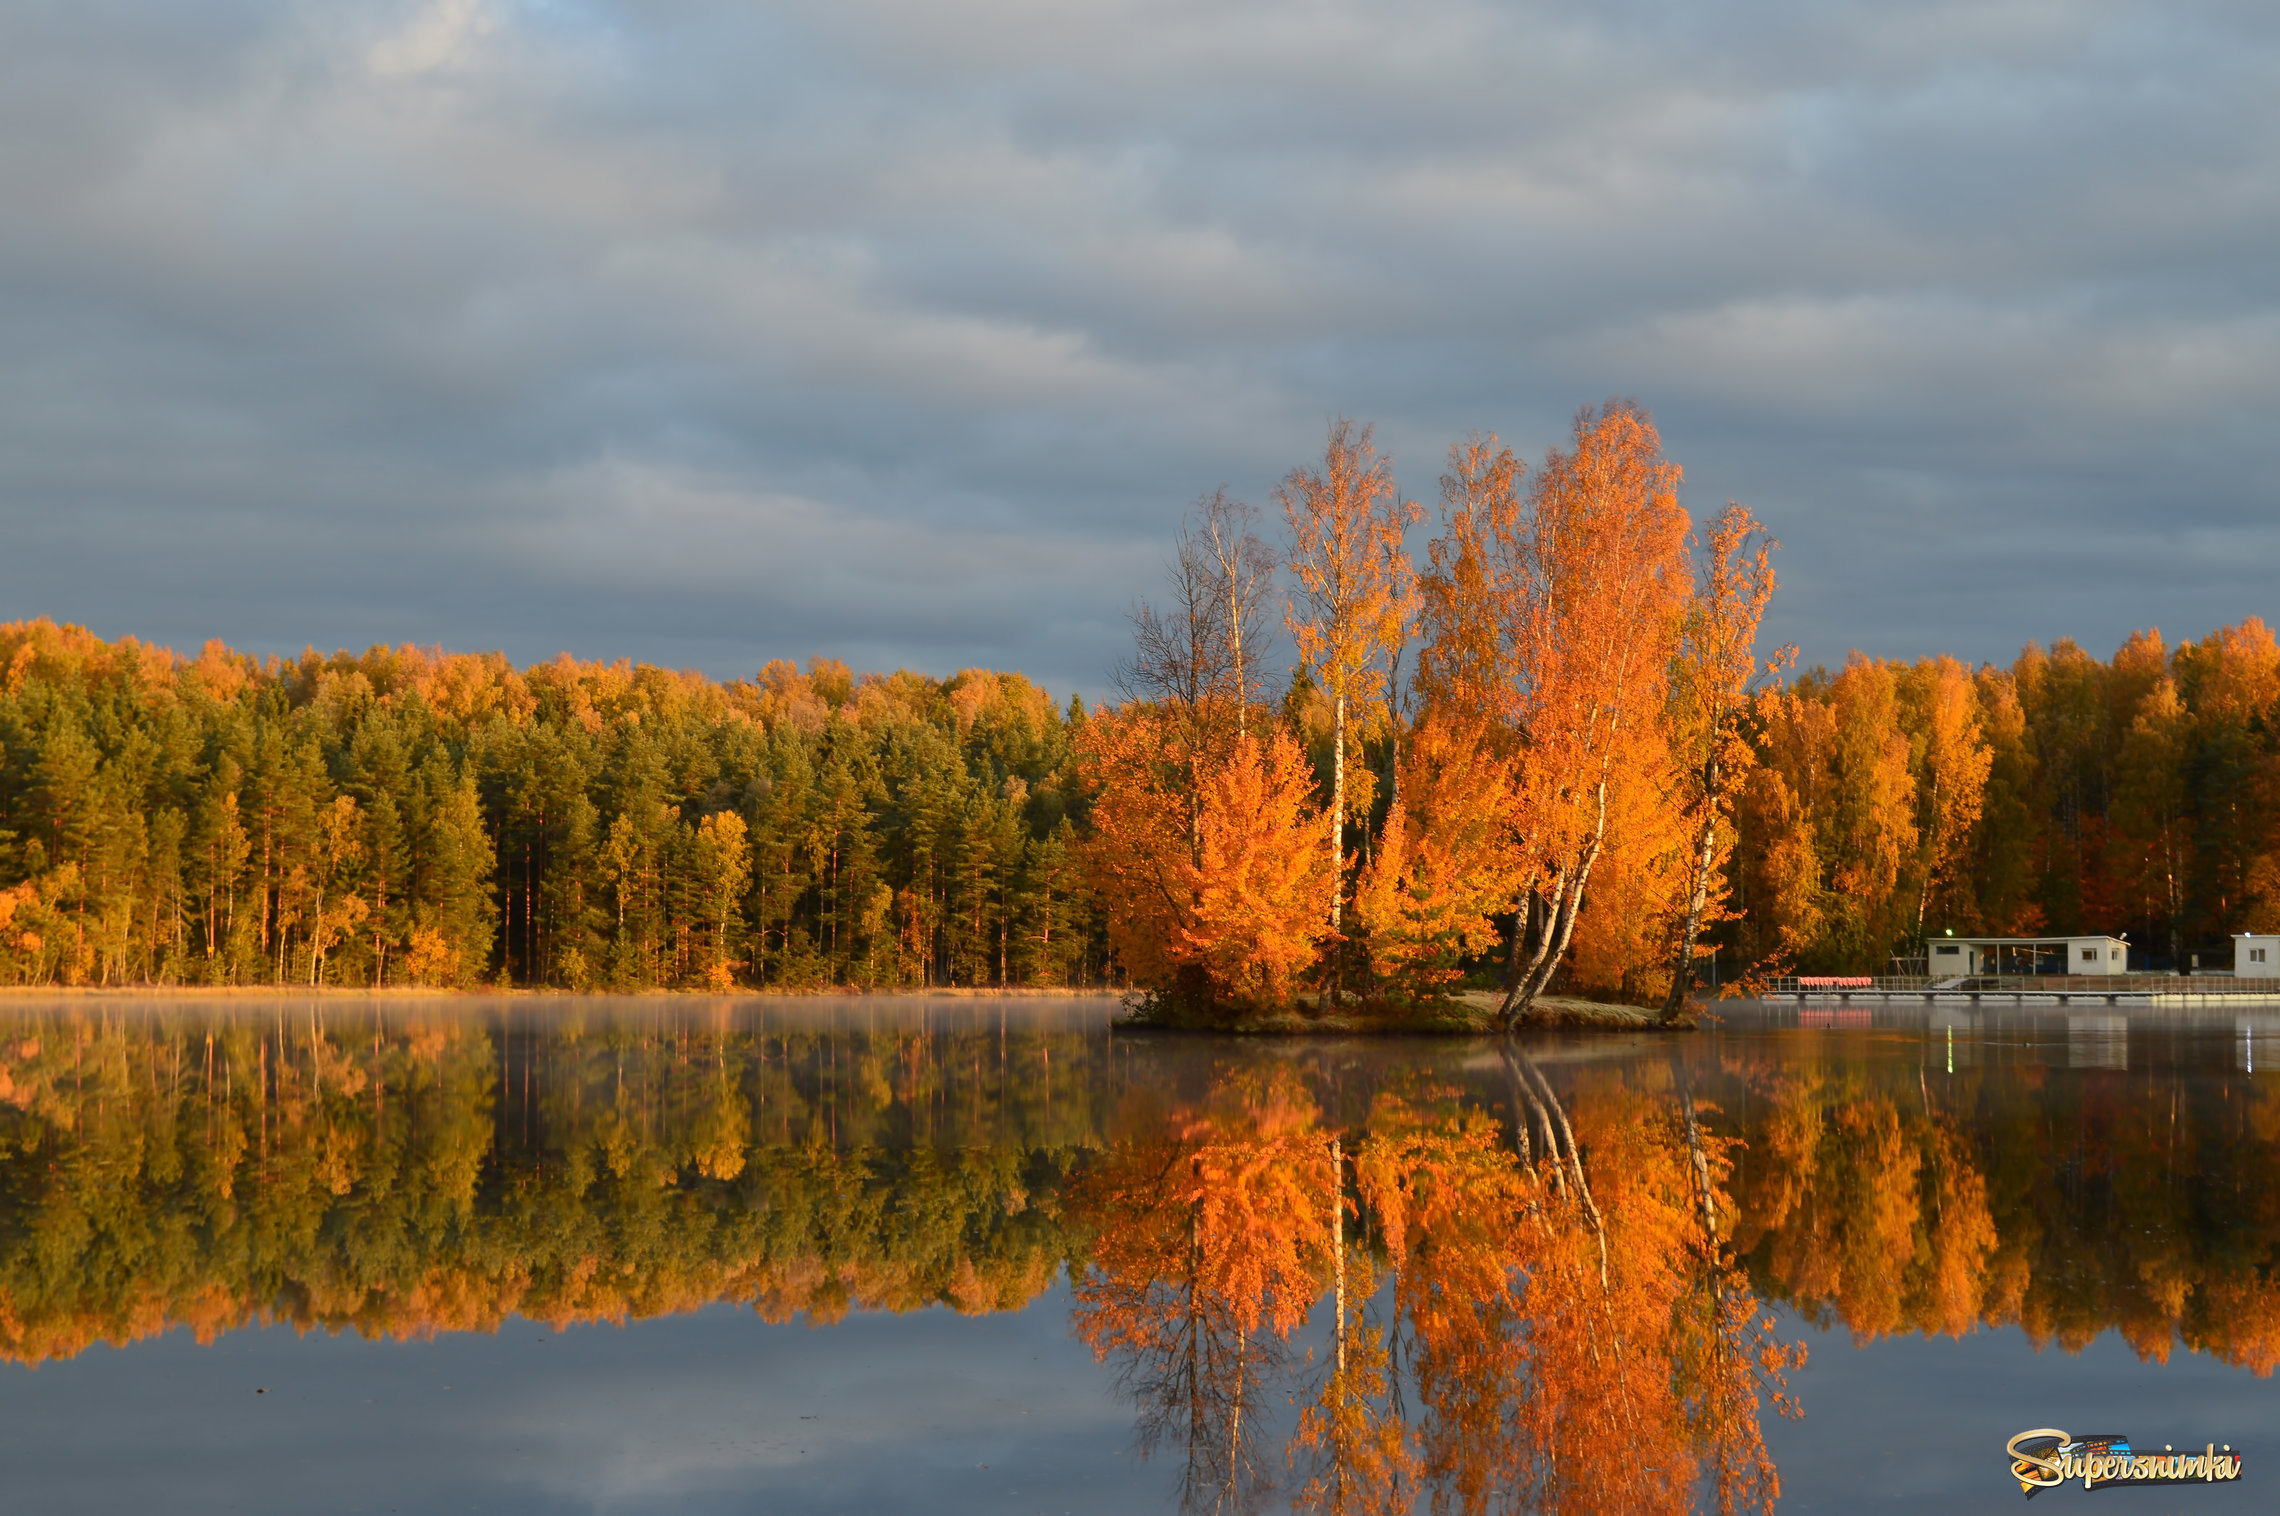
[2083,948,2099,961]
[1935,945,1961,956]
[2255,948,2268,964]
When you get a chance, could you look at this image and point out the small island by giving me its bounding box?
[1080,408,1763,1035]
[1117,990,1680,1036]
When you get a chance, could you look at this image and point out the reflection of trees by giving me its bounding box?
[1709,1049,2280,1377]
[1071,1073,1333,1513]
[0,1003,1103,1361]
[1071,1059,1801,1515]
[24,1002,2280,1507]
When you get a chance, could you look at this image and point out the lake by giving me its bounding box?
[0,994,2272,1513]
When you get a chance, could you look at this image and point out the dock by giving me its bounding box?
[1769,974,2280,1008]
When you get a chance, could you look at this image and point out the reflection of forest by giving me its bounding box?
[4,1008,2278,1507]
[0,1002,1108,1360]
[1712,1041,2280,1374]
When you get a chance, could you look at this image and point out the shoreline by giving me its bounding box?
[0,984,1685,1034]
[1115,992,1688,1036]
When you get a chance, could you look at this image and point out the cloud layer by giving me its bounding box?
[3,0,2276,694]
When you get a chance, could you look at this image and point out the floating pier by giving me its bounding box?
[1771,974,2280,1008]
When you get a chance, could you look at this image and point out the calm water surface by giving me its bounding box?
[0,995,2274,1513]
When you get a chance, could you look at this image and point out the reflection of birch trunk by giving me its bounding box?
[1500,1042,1606,1284]
[1506,1068,1536,1169]
[1674,1055,1720,1247]
[1331,1136,1346,1380]
[1667,1047,1798,1515]
[1186,1207,1208,1500]
[1099,1185,1281,1516]
[1226,1326,1245,1515]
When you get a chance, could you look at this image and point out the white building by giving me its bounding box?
[2236,934,2280,978]
[1925,935,2131,977]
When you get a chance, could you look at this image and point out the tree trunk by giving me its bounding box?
[1662,757,1719,1024]
[1914,769,1941,939]
[1325,692,1346,1010]
[1330,692,1346,932]
[1501,769,1613,1027]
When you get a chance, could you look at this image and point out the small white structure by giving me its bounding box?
[2237,934,2280,978]
[1927,939,1981,974]
[2066,937,2130,975]
[1925,936,2131,977]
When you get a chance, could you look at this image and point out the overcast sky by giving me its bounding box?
[2,0,2275,701]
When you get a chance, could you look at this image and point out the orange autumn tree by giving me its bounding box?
[1660,503,1787,1022]
[1416,406,1692,1027]
[1076,704,1201,989]
[1079,712,1332,1011]
[1900,655,1993,938]
[2109,633,2191,963]
[1560,739,1692,1009]
[1280,421,1421,982]
[1349,717,1523,1001]
[1182,732,1338,1005]
[1094,477,1328,1014]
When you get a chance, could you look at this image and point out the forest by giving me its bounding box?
[0,621,1107,995]
[2,402,2277,1011]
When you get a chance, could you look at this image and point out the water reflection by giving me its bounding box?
[3,998,2279,1511]
[1721,1020,2280,1375]
[0,999,1106,1359]
[1067,1059,1798,1515]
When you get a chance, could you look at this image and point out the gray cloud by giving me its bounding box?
[1,0,2276,694]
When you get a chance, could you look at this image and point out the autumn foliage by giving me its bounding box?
[18,396,2280,1008]
[1095,401,1772,1022]
[1348,717,1520,997]
[1730,617,2280,975]
[1100,405,2280,1008]
[0,621,1108,991]
[1077,711,1331,1008]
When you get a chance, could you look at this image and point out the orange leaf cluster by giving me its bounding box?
[1350,719,1521,997]
[1080,711,1332,1009]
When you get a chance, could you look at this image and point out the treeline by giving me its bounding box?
[9,401,2278,1002]
[0,620,1109,989]
[1731,623,2280,974]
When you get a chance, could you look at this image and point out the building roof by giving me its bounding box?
[1928,935,2126,945]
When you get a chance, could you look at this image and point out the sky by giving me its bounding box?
[2,0,2276,703]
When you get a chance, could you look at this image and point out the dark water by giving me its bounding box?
[0,996,2273,1513]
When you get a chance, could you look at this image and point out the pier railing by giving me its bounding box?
[1768,974,2278,1000]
